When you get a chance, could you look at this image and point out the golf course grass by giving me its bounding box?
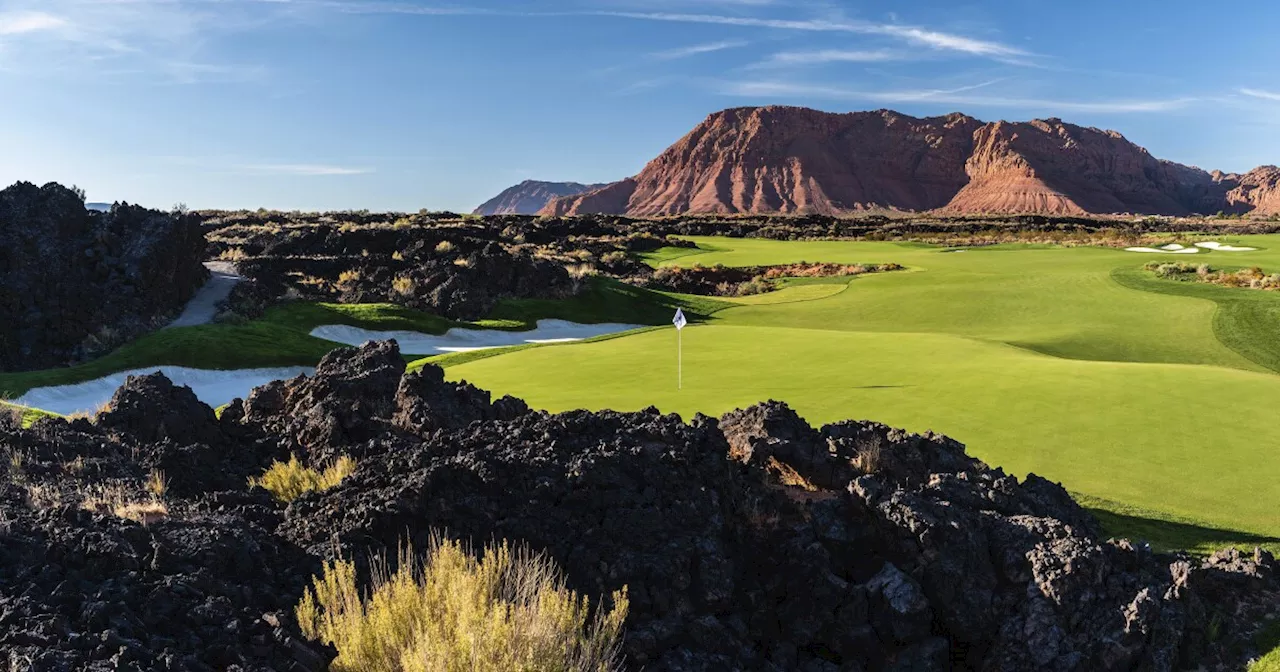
[0,279,724,399]
[443,235,1280,554]
[5,234,1279,557]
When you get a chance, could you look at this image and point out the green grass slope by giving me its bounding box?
[0,278,717,398]
[445,235,1280,553]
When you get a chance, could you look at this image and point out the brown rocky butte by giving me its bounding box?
[542,106,1275,217]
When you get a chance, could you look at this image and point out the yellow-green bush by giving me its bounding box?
[249,455,355,502]
[296,535,629,672]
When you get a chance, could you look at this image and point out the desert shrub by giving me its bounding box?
[80,483,168,525]
[146,469,168,498]
[392,251,405,261]
[435,241,455,254]
[250,455,355,503]
[337,270,362,287]
[734,277,774,296]
[601,251,627,265]
[219,247,249,261]
[566,263,598,280]
[392,276,416,295]
[296,535,629,672]
[453,257,473,268]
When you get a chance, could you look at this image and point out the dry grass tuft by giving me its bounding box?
[853,437,885,475]
[80,483,169,525]
[146,469,168,498]
[392,276,416,295]
[250,455,356,503]
[219,247,249,261]
[296,534,629,672]
[337,270,362,288]
[435,241,455,254]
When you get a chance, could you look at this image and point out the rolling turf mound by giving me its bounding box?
[0,341,1275,670]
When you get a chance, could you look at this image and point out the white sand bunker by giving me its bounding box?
[1124,243,1200,254]
[16,366,313,417]
[1195,241,1258,252]
[310,319,645,355]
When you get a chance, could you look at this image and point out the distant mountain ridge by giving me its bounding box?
[473,180,608,215]
[540,107,1280,218]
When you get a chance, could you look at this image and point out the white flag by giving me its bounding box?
[672,308,687,331]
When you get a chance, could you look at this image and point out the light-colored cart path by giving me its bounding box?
[167,261,242,328]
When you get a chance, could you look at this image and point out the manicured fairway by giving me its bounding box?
[448,235,1280,551]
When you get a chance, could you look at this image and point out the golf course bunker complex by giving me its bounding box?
[16,365,314,416]
[1195,241,1258,251]
[1124,243,1200,254]
[1125,241,1258,253]
[310,319,645,354]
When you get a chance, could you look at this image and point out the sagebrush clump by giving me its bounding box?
[250,455,356,502]
[296,535,629,672]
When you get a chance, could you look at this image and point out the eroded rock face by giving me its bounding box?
[543,107,983,217]
[1222,165,1280,215]
[541,106,1280,217]
[0,341,1275,671]
[943,119,1223,216]
[0,182,207,370]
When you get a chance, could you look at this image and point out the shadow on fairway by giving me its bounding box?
[1086,505,1280,556]
[851,385,911,390]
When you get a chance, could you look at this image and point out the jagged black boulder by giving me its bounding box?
[0,182,206,370]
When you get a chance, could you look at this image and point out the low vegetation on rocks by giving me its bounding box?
[1145,261,1280,290]
[250,454,356,502]
[646,261,903,297]
[297,536,629,672]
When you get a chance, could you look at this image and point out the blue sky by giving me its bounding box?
[2,0,1279,212]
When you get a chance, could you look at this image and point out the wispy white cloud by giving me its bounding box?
[241,164,374,176]
[0,11,68,35]
[648,39,747,60]
[1239,88,1280,102]
[752,49,900,67]
[595,12,1028,57]
[718,80,1197,113]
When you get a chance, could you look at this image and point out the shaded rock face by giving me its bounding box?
[0,181,207,371]
[542,106,1279,217]
[945,119,1224,216]
[0,341,1275,671]
[473,179,610,215]
[1222,165,1280,215]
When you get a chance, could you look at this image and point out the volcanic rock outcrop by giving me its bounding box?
[542,106,1280,218]
[1,340,1275,671]
[474,180,610,215]
[0,181,207,371]
[205,213,574,320]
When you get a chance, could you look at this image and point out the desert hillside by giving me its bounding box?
[542,107,1280,217]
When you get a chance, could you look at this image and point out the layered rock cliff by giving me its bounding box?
[542,107,1277,218]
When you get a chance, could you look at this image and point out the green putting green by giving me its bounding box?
[448,235,1280,553]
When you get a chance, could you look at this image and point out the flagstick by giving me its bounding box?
[678,328,683,391]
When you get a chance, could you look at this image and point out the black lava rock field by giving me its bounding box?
[0,340,1276,671]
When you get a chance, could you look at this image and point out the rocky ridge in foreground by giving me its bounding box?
[0,341,1275,671]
